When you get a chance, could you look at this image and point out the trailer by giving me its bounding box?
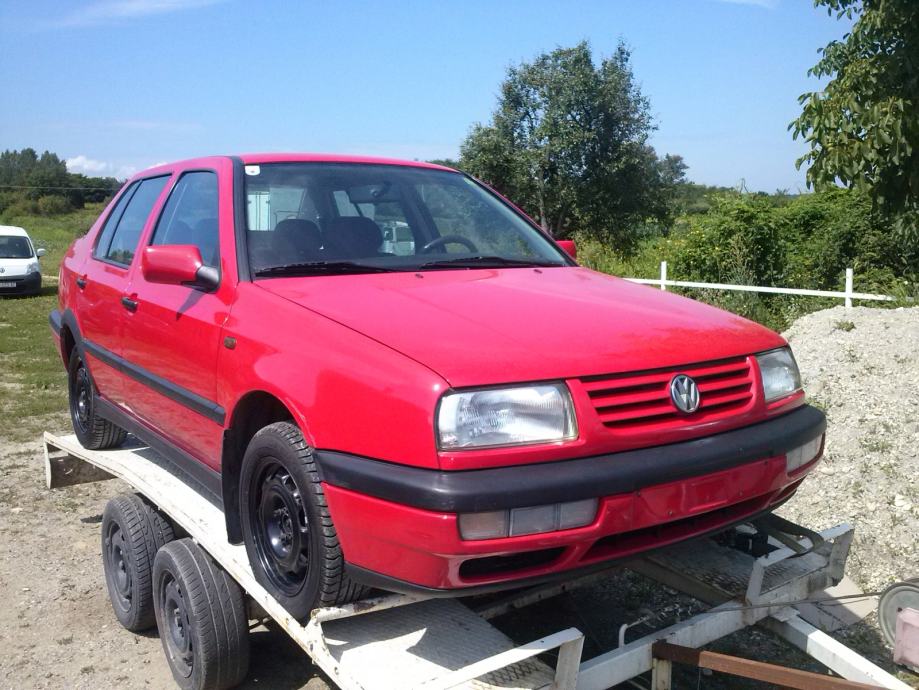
[43,432,912,690]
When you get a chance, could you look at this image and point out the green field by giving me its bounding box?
[0,205,103,441]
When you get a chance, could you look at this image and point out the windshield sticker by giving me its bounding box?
[244,165,261,176]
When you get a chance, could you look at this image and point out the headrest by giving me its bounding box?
[324,217,383,257]
[275,219,321,260]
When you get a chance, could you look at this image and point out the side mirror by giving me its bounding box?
[36,248,46,258]
[557,240,577,260]
[142,245,218,289]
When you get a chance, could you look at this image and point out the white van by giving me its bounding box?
[0,225,44,296]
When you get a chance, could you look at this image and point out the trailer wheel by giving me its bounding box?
[153,539,250,690]
[68,349,127,449]
[239,421,369,620]
[102,493,175,631]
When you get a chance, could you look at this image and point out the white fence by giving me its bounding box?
[624,262,896,308]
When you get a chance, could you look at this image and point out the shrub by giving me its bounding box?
[36,194,73,216]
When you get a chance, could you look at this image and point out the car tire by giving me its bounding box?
[153,539,250,690]
[68,349,127,449]
[239,421,369,620]
[102,493,176,631]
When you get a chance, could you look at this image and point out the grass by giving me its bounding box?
[0,204,103,441]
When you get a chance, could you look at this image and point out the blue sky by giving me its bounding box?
[0,0,850,191]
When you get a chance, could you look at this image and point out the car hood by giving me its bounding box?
[0,257,36,277]
[259,267,786,387]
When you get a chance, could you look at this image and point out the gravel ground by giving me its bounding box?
[1,306,916,689]
[778,305,919,593]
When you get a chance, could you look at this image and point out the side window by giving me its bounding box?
[93,182,138,259]
[151,172,220,268]
[104,176,170,266]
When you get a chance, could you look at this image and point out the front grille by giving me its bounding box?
[580,356,755,431]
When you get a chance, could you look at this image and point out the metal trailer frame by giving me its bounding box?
[43,432,911,690]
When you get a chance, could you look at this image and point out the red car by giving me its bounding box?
[50,154,825,619]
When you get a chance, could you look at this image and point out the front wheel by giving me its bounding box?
[68,349,126,449]
[239,422,368,620]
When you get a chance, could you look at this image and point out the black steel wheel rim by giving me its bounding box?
[70,362,92,434]
[161,573,193,678]
[250,458,310,596]
[103,521,131,612]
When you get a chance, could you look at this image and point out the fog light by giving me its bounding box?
[786,434,823,472]
[510,505,557,536]
[458,511,508,540]
[459,498,598,540]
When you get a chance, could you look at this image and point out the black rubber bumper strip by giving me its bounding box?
[49,309,62,336]
[82,339,226,425]
[315,404,826,513]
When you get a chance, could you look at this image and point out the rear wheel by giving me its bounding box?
[68,349,126,449]
[102,493,175,631]
[153,539,250,690]
[239,421,368,620]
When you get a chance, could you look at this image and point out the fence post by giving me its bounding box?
[844,268,853,308]
[660,261,668,291]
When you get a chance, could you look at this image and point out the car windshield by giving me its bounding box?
[0,235,33,259]
[242,163,569,276]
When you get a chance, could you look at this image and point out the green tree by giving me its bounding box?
[458,41,672,249]
[791,0,919,266]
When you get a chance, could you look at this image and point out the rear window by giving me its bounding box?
[99,176,170,266]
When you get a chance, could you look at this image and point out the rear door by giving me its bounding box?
[76,175,171,403]
[120,168,230,469]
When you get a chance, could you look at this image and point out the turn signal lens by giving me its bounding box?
[458,498,599,540]
[786,435,823,473]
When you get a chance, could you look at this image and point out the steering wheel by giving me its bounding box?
[421,235,479,254]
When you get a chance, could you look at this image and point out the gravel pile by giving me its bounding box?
[778,305,919,592]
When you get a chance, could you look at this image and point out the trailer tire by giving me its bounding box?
[102,493,175,631]
[68,349,127,450]
[239,421,369,620]
[153,539,250,690]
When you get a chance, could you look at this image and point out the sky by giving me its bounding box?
[0,0,851,192]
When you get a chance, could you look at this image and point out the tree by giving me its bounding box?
[458,41,673,249]
[791,0,919,264]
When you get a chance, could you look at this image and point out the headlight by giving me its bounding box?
[27,261,40,273]
[756,347,802,402]
[437,383,577,450]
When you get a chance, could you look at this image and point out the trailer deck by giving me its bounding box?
[44,432,911,690]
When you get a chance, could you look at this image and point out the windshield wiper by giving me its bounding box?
[418,256,561,270]
[254,261,397,277]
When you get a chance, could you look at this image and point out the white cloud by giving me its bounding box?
[55,0,225,28]
[713,0,779,8]
[66,155,138,179]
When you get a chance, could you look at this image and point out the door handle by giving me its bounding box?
[120,296,138,312]
[75,276,87,289]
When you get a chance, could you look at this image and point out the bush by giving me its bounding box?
[36,195,73,216]
[579,187,917,332]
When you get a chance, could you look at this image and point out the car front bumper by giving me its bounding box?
[318,404,826,593]
[0,271,41,295]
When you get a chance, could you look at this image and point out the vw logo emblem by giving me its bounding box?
[670,374,700,413]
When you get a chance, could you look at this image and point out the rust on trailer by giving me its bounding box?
[651,641,882,690]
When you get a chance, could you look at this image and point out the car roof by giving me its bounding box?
[0,225,29,237]
[130,153,457,180]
